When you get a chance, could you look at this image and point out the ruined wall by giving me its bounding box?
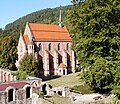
[0,92,7,104]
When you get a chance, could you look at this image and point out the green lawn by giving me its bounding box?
[44,72,95,94]
[44,72,83,88]
[45,94,72,104]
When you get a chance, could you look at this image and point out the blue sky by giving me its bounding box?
[0,0,71,28]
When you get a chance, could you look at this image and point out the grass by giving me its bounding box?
[44,72,83,87]
[45,72,94,94]
[71,84,95,94]
[45,94,72,104]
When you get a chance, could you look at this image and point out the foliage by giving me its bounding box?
[68,0,120,96]
[71,84,95,94]
[37,91,44,98]
[0,36,17,70]
[0,5,72,73]
[19,54,39,77]
[0,5,72,40]
[109,98,120,104]
[11,70,26,80]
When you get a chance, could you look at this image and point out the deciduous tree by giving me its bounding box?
[19,54,39,77]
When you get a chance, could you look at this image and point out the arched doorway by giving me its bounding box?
[8,89,14,102]
[42,84,47,95]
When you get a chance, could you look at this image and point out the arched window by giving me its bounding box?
[8,89,14,102]
[58,43,60,51]
[39,43,42,51]
[26,87,30,98]
[48,43,51,51]
[66,43,69,50]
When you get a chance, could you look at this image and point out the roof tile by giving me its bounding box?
[0,82,29,91]
[28,23,72,42]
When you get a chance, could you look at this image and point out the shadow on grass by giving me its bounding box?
[40,75,61,81]
[71,84,112,96]
[71,84,95,94]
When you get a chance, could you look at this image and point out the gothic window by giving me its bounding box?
[39,43,42,51]
[48,43,51,51]
[26,87,30,98]
[8,89,14,102]
[66,43,69,50]
[58,43,60,51]
[58,53,62,65]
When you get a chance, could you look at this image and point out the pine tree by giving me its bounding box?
[68,0,120,94]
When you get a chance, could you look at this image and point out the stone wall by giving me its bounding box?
[0,78,42,104]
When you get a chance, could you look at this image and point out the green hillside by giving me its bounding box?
[0,5,72,40]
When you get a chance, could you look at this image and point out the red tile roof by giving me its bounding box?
[59,63,66,68]
[28,23,72,42]
[23,34,29,46]
[0,82,29,91]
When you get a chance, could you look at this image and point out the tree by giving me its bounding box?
[12,70,26,80]
[0,36,17,70]
[68,0,120,93]
[19,54,39,77]
[1,5,72,40]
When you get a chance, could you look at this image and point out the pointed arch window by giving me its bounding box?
[66,43,69,50]
[48,43,51,51]
[58,43,60,51]
[39,43,42,51]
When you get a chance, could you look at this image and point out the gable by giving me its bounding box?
[23,34,29,46]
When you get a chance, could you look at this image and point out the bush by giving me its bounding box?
[37,91,44,98]
[11,70,26,80]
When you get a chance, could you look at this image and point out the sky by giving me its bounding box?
[0,0,71,28]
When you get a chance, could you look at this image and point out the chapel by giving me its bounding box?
[16,10,76,76]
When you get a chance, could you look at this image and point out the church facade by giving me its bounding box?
[16,12,76,76]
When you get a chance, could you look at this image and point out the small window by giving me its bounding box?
[66,43,69,50]
[48,43,51,51]
[58,43,60,51]
[8,89,14,102]
[26,87,30,98]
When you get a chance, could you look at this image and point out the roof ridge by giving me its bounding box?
[31,30,68,33]
[29,22,59,26]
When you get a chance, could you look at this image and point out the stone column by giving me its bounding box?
[65,69,67,75]
[10,74,13,81]
[62,49,67,66]
[44,50,49,76]
[46,84,51,96]
[62,69,64,75]
[32,93,39,104]
[71,51,76,73]
[14,76,16,81]
[62,91,66,97]
[2,72,5,82]
[54,49,58,75]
